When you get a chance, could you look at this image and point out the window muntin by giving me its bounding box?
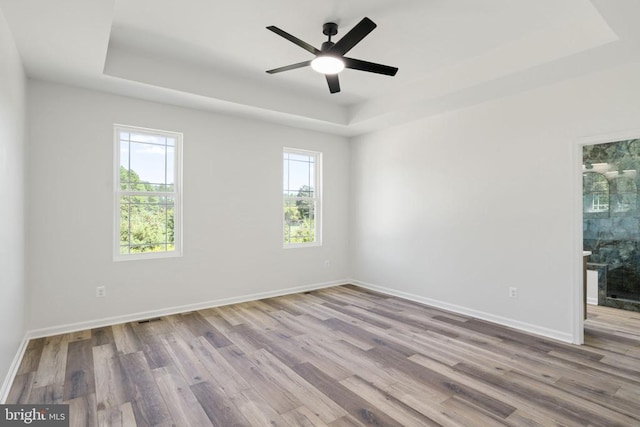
[610,176,637,215]
[583,172,609,214]
[283,148,321,246]
[115,126,182,260]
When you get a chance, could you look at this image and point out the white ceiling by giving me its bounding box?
[1,0,639,136]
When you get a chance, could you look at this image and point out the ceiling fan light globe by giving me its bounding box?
[311,56,345,74]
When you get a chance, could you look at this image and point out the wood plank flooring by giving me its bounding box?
[6,285,640,426]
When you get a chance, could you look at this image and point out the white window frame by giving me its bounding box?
[591,193,608,212]
[283,147,322,248]
[114,125,183,261]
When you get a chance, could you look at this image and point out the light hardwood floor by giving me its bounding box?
[6,285,640,426]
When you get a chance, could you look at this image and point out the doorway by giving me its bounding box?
[576,131,640,343]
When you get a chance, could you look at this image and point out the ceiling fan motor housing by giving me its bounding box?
[321,41,336,52]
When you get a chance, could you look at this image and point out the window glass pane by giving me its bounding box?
[283,149,319,246]
[130,142,167,188]
[287,159,312,194]
[120,141,131,190]
[166,146,175,188]
[284,196,315,244]
[297,186,314,197]
[120,140,130,165]
[120,195,175,253]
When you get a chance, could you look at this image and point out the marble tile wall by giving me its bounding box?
[583,139,640,312]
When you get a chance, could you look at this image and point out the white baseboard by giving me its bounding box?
[587,297,598,305]
[350,279,575,344]
[0,334,30,404]
[3,277,578,400]
[2,279,347,402]
[27,279,347,339]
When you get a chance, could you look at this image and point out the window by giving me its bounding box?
[583,172,609,218]
[283,148,321,246]
[592,194,608,212]
[115,125,182,260]
[610,175,637,215]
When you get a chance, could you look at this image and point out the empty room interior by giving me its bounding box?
[1,0,640,425]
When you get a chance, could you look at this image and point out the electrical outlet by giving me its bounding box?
[96,286,106,298]
[508,287,518,298]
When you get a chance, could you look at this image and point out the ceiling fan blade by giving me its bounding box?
[326,74,340,93]
[331,17,377,56]
[343,57,398,76]
[266,60,312,74]
[267,26,320,55]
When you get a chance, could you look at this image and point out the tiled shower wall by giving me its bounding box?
[584,139,640,312]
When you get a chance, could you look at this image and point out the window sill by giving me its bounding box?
[283,242,322,249]
[113,251,183,262]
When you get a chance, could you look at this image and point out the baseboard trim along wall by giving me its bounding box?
[0,335,30,403]
[351,279,575,344]
[27,279,347,339]
[3,277,579,401]
[0,279,346,401]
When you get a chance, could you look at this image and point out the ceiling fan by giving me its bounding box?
[266,17,398,94]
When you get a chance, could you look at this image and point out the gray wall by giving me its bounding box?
[350,60,640,342]
[26,80,350,331]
